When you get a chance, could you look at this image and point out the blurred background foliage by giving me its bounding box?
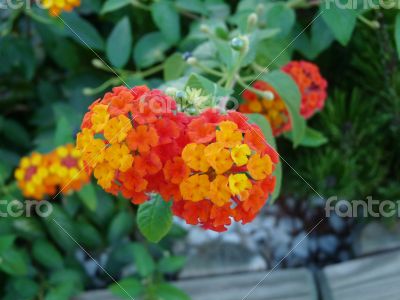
[0,0,399,299]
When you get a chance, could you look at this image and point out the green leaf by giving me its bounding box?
[101,0,131,14]
[153,283,190,300]
[133,32,170,68]
[76,219,103,248]
[106,17,132,68]
[33,240,64,270]
[260,70,305,146]
[320,1,357,46]
[185,73,231,98]
[43,205,77,252]
[132,243,155,277]
[109,278,143,299]
[54,115,73,146]
[107,211,134,244]
[5,278,39,300]
[246,113,281,203]
[77,183,97,211]
[137,195,173,243]
[158,256,186,273]
[256,37,293,68]
[13,217,45,240]
[286,126,328,147]
[264,3,295,38]
[295,19,334,59]
[0,119,30,148]
[176,0,207,14]
[49,269,83,289]
[0,250,28,276]
[61,12,104,50]
[395,13,400,59]
[164,53,186,81]
[0,235,16,254]
[45,283,77,300]
[152,1,181,44]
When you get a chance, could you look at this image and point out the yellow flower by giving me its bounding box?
[204,142,232,174]
[81,138,105,168]
[209,175,231,206]
[104,115,132,144]
[76,128,94,151]
[104,143,134,172]
[91,105,110,133]
[231,144,251,166]
[182,143,210,172]
[93,163,115,189]
[56,146,68,158]
[216,121,242,147]
[247,153,273,180]
[228,173,252,195]
[180,174,210,202]
[249,100,262,112]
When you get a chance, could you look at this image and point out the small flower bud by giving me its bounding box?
[247,13,258,29]
[263,91,274,100]
[200,24,210,34]
[256,3,264,15]
[92,59,104,69]
[186,57,198,65]
[231,37,245,51]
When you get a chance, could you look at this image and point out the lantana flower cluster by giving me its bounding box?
[169,110,278,232]
[15,144,88,200]
[41,0,80,16]
[240,60,328,136]
[76,85,191,205]
[76,86,278,231]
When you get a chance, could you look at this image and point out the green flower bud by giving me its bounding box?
[231,37,245,51]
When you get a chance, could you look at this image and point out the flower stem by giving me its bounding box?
[236,75,270,99]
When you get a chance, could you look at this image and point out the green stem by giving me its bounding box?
[236,75,273,99]
[83,78,121,96]
[251,62,268,74]
[358,15,380,29]
[139,63,164,77]
[193,62,224,77]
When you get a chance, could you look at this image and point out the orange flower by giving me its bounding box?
[163,157,190,184]
[126,125,159,153]
[187,118,216,143]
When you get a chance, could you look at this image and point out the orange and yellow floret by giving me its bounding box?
[41,0,80,16]
[240,60,328,136]
[168,110,279,232]
[15,144,88,200]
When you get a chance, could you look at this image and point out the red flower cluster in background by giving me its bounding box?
[282,61,328,119]
[240,60,328,136]
[76,86,278,231]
